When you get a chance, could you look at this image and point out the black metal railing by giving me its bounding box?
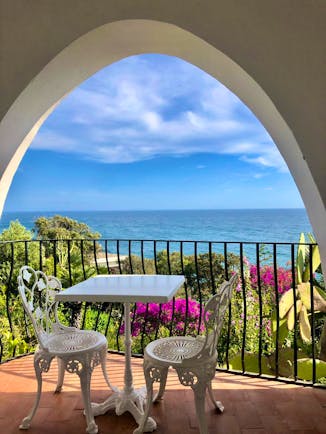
[0,238,325,387]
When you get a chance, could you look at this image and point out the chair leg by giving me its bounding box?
[78,361,98,434]
[99,346,118,392]
[133,365,155,434]
[192,382,209,434]
[55,357,65,393]
[153,366,168,402]
[207,381,224,413]
[20,353,51,430]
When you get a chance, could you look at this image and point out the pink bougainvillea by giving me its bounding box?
[249,264,292,294]
[120,298,204,337]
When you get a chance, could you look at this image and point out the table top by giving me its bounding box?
[55,274,185,303]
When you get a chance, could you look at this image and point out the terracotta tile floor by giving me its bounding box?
[1,354,326,434]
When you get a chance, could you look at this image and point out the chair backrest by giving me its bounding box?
[188,273,237,361]
[18,266,62,349]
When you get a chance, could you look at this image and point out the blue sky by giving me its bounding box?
[5,54,304,211]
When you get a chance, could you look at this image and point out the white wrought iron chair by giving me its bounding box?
[17,266,115,434]
[134,273,237,434]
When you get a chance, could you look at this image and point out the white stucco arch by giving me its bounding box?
[0,19,325,267]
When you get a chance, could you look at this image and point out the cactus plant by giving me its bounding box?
[277,233,326,344]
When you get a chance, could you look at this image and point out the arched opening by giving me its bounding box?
[0,19,325,267]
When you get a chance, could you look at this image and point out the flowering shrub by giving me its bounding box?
[120,298,204,338]
[249,264,292,295]
[218,279,275,361]
[118,257,293,361]
[217,258,291,361]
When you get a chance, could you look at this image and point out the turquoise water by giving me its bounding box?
[0,209,312,243]
[0,209,313,265]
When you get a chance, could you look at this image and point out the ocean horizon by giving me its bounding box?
[0,208,312,244]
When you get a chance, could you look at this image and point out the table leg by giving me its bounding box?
[123,301,134,395]
[91,302,157,432]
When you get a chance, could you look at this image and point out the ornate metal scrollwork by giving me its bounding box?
[148,366,162,382]
[90,351,101,371]
[36,356,52,373]
[66,359,83,374]
[177,369,198,387]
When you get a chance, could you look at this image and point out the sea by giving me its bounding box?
[0,209,313,265]
[0,209,312,243]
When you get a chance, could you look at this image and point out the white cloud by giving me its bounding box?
[32,131,78,152]
[142,111,162,131]
[240,147,288,172]
[32,54,288,172]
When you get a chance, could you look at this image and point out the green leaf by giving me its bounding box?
[308,234,321,275]
[315,286,326,301]
[302,233,321,282]
[297,233,305,283]
[297,358,326,381]
[271,310,289,346]
[307,232,316,245]
[297,282,311,310]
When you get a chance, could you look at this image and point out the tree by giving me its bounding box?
[34,215,100,240]
[121,250,239,301]
[33,215,103,327]
[0,221,39,359]
[34,215,101,283]
[0,220,39,287]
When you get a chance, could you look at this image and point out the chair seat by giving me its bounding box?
[145,336,204,364]
[44,330,107,355]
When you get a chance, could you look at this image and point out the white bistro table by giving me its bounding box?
[56,274,185,431]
